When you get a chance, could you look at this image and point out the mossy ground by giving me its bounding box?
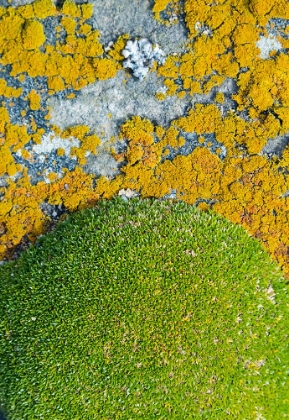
[0,198,288,419]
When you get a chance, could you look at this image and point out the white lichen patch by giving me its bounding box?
[32,132,80,155]
[264,284,276,304]
[49,70,191,141]
[194,21,212,36]
[118,188,139,199]
[256,35,282,59]
[122,38,166,80]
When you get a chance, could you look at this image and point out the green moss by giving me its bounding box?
[0,198,288,419]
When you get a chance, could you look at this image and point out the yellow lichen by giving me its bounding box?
[22,19,46,50]
[61,0,81,18]
[56,148,65,157]
[33,0,56,19]
[27,89,41,110]
[93,58,119,81]
[108,34,130,61]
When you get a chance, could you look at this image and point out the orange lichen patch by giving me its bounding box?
[155,92,166,101]
[0,10,24,45]
[31,128,45,145]
[0,6,6,17]
[77,23,92,36]
[27,89,41,110]
[44,167,99,211]
[0,173,48,253]
[61,0,82,18]
[58,125,101,164]
[197,202,210,212]
[162,125,184,148]
[22,19,46,50]
[158,54,180,78]
[215,92,225,104]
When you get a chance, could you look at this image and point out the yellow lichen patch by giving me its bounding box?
[77,23,92,36]
[0,11,24,46]
[32,128,45,145]
[27,89,41,110]
[33,0,56,19]
[47,172,58,182]
[153,0,181,24]
[215,92,225,103]
[21,19,46,50]
[93,58,119,81]
[108,34,130,61]
[176,104,222,135]
[61,16,77,34]
[121,116,154,146]
[61,0,82,18]
[0,79,22,98]
[47,76,65,93]
[158,54,180,79]
[45,167,99,211]
[81,134,101,154]
[5,123,30,152]
[0,145,15,176]
[61,125,90,140]
[21,149,31,160]
[70,146,87,165]
[57,148,65,157]
[155,92,166,101]
[162,126,182,148]
[0,107,11,134]
[80,3,93,20]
